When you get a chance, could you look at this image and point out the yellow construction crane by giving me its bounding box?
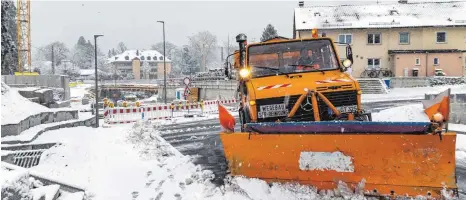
[16,0,31,73]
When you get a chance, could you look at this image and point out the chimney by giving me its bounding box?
[298,1,304,7]
[398,0,408,3]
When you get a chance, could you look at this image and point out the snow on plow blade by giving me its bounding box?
[220,122,457,198]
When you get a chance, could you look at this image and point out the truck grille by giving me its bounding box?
[255,90,357,122]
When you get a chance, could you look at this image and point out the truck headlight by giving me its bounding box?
[239,68,250,78]
[342,59,352,68]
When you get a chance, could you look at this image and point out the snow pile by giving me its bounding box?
[372,103,429,122]
[31,185,60,200]
[1,82,49,125]
[70,84,91,99]
[1,167,33,199]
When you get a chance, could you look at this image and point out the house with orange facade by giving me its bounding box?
[293,0,466,78]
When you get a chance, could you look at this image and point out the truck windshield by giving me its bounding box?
[247,39,339,78]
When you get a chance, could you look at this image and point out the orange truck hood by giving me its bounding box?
[248,70,357,100]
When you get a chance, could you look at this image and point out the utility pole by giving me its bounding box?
[51,45,55,75]
[93,34,104,128]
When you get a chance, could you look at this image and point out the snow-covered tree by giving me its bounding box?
[180,45,200,74]
[71,36,94,69]
[141,62,151,79]
[188,31,217,72]
[1,0,18,75]
[37,41,70,67]
[151,41,177,60]
[116,42,127,54]
[260,24,278,42]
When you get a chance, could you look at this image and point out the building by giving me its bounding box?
[108,49,172,79]
[293,1,466,78]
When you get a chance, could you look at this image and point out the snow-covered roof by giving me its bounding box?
[80,69,105,76]
[109,49,171,63]
[294,1,466,30]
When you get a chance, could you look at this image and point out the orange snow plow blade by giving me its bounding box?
[220,131,457,198]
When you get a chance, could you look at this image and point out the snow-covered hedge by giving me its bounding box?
[1,168,33,200]
[428,77,466,86]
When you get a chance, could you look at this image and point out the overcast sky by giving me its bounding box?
[30,0,441,53]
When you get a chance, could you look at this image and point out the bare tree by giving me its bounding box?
[117,42,128,54]
[188,31,217,72]
[37,41,70,66]
[151,41,177,60]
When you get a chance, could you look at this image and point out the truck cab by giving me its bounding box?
[225,32,370,130]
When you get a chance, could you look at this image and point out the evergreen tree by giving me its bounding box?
[108,50,112,58]
[71,36,95,69]
[260,24,278,42]
[1,0,18,75]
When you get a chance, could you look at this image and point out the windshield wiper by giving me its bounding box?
[254,66,289,77]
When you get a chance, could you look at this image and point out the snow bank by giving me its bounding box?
[1,82,50,125]
[372,103,429,122]
[31,184,60,200]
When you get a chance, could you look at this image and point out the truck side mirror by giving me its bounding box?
[224,62,231,80]
[346,45,353,63]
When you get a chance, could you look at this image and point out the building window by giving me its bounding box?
[399,32,410,44]
[125,56,129,60]
[153,56,157,60]
[436,32,446,43]
[338,34,352,44]
[147,56,151,60]
[415,58,420,66]
[367,58,380,68]
[159,56,164,60]
[434,58,439,65]
[367,33,381,44]
[141,56,145,60]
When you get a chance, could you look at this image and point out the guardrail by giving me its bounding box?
[103,98,238,124]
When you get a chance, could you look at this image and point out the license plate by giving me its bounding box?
[258,103,288,118]
[328,105,357,114]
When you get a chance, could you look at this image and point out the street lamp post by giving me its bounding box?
[157,20,167,104]
[94,34,104,128]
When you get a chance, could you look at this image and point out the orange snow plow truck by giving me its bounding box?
[218,31,458,198]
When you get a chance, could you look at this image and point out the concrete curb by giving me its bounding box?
[1,110,79,137]
[2,116,96,145]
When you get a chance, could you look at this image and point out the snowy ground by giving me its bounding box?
[1,83,50,125]
[362,84,466,103]
[70,84,91,100]
[27,122,371,200]
[18,103,463,199]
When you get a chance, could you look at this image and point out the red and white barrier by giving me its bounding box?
[103,98,238,124]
